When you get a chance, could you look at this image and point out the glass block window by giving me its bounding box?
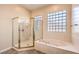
[34,16,42,32]
[48,10,67,32]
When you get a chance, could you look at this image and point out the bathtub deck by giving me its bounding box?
[35,41,79,53]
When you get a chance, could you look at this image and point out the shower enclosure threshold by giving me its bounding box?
[13,47,34,51]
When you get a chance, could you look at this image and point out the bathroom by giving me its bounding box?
[0,4,79,54]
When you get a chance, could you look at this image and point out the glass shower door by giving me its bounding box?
[20,19,33,48]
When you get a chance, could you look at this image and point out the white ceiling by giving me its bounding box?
[20,4,49,11]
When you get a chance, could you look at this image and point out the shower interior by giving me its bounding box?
[12,17,34,48]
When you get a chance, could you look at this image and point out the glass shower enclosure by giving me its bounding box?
[12,17,34,48]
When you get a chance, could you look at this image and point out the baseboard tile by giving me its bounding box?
[0,47,12,53]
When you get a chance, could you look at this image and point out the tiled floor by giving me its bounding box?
[1,48,44,54]
[1,48,78,54]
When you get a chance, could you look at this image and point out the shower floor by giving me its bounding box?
[15,40,33,48]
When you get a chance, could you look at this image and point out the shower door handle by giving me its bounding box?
[22,29,24,32]
[18,29,24,32]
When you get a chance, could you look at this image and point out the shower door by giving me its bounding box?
[12,17,33,48]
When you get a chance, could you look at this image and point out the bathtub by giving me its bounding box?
[35,39,79,53]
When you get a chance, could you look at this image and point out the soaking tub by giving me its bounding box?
[35,39,79,53]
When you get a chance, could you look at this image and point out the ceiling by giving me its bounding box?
[20,4,49,11]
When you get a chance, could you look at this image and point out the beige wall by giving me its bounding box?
[0,5,31,51]
[32,4,72,43]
